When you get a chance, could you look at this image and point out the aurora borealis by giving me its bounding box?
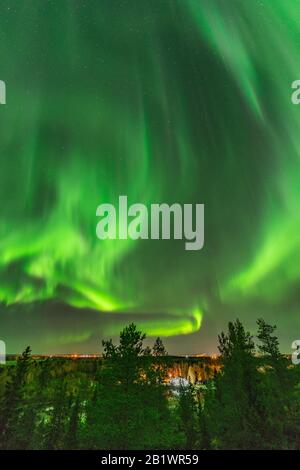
[1,0,300,353]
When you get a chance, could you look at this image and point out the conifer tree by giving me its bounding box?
[83,323,178,449]
[205,320,264,449]
[0,346,32,449]
[153,337,167,357]
[176,384,198,449]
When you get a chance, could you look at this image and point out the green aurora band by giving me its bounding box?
[0,0,300,352]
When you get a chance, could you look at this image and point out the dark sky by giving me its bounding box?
[0,0,300,354]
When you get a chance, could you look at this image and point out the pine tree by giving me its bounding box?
[82,323,178,449]
[205,320,264,449]
[197,400,211,450]
[43,379,69,450]
[0,346,32,449]
[256,318,291,448]
[176,384,198,449]
[153,337,167,357]
[65,395,81,449]
[256,318,286,380]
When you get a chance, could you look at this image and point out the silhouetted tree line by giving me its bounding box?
[0,319,300,449]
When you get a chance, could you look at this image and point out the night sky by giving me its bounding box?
[0,0,300,354]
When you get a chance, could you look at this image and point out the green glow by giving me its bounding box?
[103,308,203,337]
[1,1,300,352]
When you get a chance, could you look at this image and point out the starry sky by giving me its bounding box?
[0,0,300,354]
